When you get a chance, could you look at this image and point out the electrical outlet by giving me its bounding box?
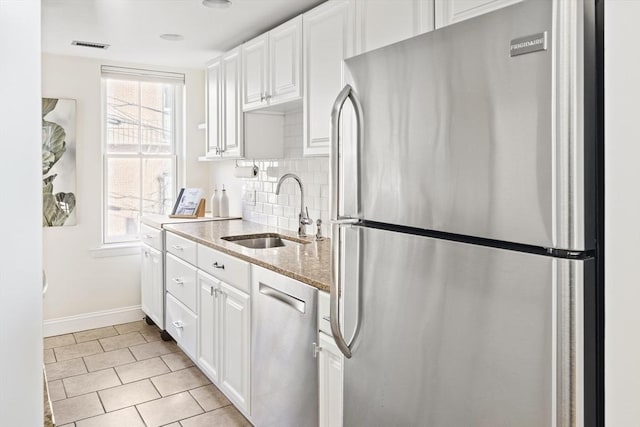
[243,188,256,206]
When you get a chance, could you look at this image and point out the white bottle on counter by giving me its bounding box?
[210,187,220,217]
[219,185,229,218]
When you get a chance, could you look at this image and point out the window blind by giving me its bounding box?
[101,65,185,84]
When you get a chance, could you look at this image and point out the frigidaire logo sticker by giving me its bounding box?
[510,32,548,57]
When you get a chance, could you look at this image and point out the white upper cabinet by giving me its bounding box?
[435,0,522,28]
[352,0,435,55]
[303,0,353,157]
[205,58,222,158]
[269,16,303,105]
[221,47,243,159]
[242,16,302,111]
[204,48,243,159]
[242,34,269,111]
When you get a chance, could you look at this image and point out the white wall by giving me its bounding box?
[42,54,208,332]
[605,2,640,425]
[0,1,43,425]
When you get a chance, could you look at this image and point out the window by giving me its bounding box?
[102,66,184,243]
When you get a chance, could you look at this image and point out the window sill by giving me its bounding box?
[90,242,141,258]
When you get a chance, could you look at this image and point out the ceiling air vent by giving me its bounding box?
[71,40,110,50]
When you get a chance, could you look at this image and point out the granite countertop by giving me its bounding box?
[140,214,242,230]
[163,220,331,292]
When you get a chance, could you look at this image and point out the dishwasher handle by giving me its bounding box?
[259,282,306,314]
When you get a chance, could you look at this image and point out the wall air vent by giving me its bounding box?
[71,40,110,49]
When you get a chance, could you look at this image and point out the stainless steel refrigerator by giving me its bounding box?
[329,1,599,426]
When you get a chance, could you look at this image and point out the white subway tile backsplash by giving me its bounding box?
[314,172,328,185]
[320,185,330,198]
[278,217,289,229]
[307,184,321,198]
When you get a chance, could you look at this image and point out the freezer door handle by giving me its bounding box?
[330,83,363,223]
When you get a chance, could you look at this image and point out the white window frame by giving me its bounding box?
[101,66,185,245]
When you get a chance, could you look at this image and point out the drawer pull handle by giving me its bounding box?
[143,234,153,239]
[172,278,184,285]
[172,320,184,329]
[322,316,330,322]
[143,251,149,258]
[172,245,184,251]
[213,262,225,269]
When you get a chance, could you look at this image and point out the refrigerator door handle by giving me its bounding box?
[330,84,364,359]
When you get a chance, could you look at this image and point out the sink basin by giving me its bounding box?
[221,233,309,249]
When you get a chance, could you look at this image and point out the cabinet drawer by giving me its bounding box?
[166,293,197,359]
[197,244,250,293]
[166,253,198,312]
[140,224,163,251]
[318,290,331,336]
[166,232,197,265]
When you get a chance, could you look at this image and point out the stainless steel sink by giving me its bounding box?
[221,233,309,249]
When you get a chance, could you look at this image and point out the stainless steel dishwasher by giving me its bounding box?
[251,265,318,427]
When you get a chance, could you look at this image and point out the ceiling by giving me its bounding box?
[42,0,324,69]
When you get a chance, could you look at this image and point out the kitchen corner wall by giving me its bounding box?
[42,54,208,329]
[605,2,640,424]
[209,109,331,238]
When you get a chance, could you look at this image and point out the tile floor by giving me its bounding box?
[44,320,251,427]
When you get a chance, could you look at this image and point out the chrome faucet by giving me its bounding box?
[275,173,313,237]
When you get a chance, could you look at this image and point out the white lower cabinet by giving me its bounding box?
[318,331,343,427]
[141,244,163,328]
[219,281,251,412]
[196,269,251,415]
[166,293,197,359]
[197,271,221,383]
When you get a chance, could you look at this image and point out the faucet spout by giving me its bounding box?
[275,173,312,237]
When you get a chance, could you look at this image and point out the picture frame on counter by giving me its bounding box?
[169,188,206,218]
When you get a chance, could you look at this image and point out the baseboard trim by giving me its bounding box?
[43,305,145,337]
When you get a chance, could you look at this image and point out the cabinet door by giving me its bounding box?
[205,58,222,158]
[221,47,243,159]
[141,245,163,328]
[318,332,343,427]
[435,0,522,28]
[242,34,269,111]
[269,16,302,105]
[197,271,220,383]
[220,281,250,413]
[303,0,353,156]
[353,0,434,54]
